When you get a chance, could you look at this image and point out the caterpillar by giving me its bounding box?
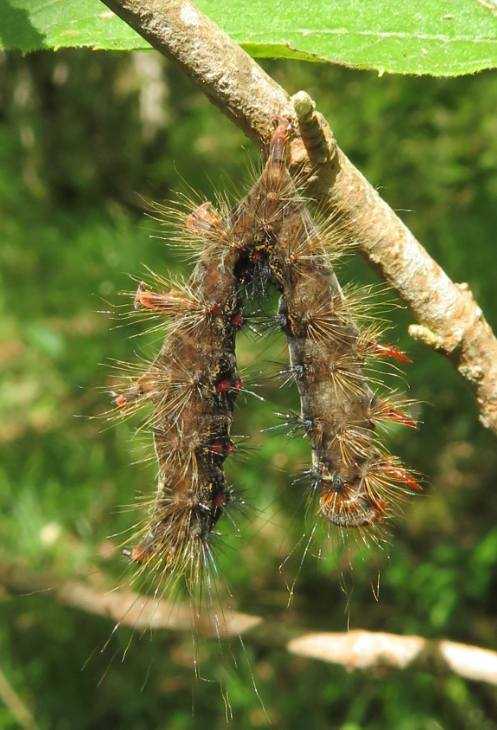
[111,200,245,602]
[109,117,421,618]
[263,118,421,538]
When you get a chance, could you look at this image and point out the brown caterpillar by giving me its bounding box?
[264,118,421,535]
[109,118,421,611]
[110,200,246,599]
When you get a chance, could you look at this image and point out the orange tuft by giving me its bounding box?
[134,285,195,313]
[114,394,127,409]
[375,343,412,364]
[385,464,422,493]
[185,201,222,235]
[382,406,417,430]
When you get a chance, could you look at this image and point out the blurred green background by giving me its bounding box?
[1,50,497,729]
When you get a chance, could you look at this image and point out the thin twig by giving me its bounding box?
[0,666,36,729]
[98,0,497,434]
[3,565,497,687]
[288,631,497,686]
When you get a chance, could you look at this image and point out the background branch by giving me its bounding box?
[3,565,497,688]
[0,666,36,730]
[99,0,497,434]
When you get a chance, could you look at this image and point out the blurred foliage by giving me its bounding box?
[1,49,497,728]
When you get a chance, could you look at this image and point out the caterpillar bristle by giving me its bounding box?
[296,303,357,348]
[338,282,399,326]
[319,487,386,528]
[263,411,316,441]
[368,394,419,430]
[371,457,423,495]
[318,214,359,260]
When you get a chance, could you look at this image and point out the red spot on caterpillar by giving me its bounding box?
[209,440,236,455]
[114,394,127,409]
[231,312,244,329]
[215,377,243,394]
[212,490,229,510]
[375,343,412,364]
[206,302,222,316]
[215,379,231,394]
[209,443,224,455]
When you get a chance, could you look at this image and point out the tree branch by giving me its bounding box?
[3,565,497,687]
[0,666,36,730]
[98,0,497,434]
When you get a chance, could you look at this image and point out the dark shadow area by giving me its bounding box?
[0,0,45,50]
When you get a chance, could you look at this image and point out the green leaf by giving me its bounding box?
[2,0,497,76]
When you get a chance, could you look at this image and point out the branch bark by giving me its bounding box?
[3,565,497,687]
[98,0,497,434]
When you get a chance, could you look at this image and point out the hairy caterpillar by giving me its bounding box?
[109,117,421,634]
[263,118,421,537]
[110,200,245,604]
[100,116,424,721]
